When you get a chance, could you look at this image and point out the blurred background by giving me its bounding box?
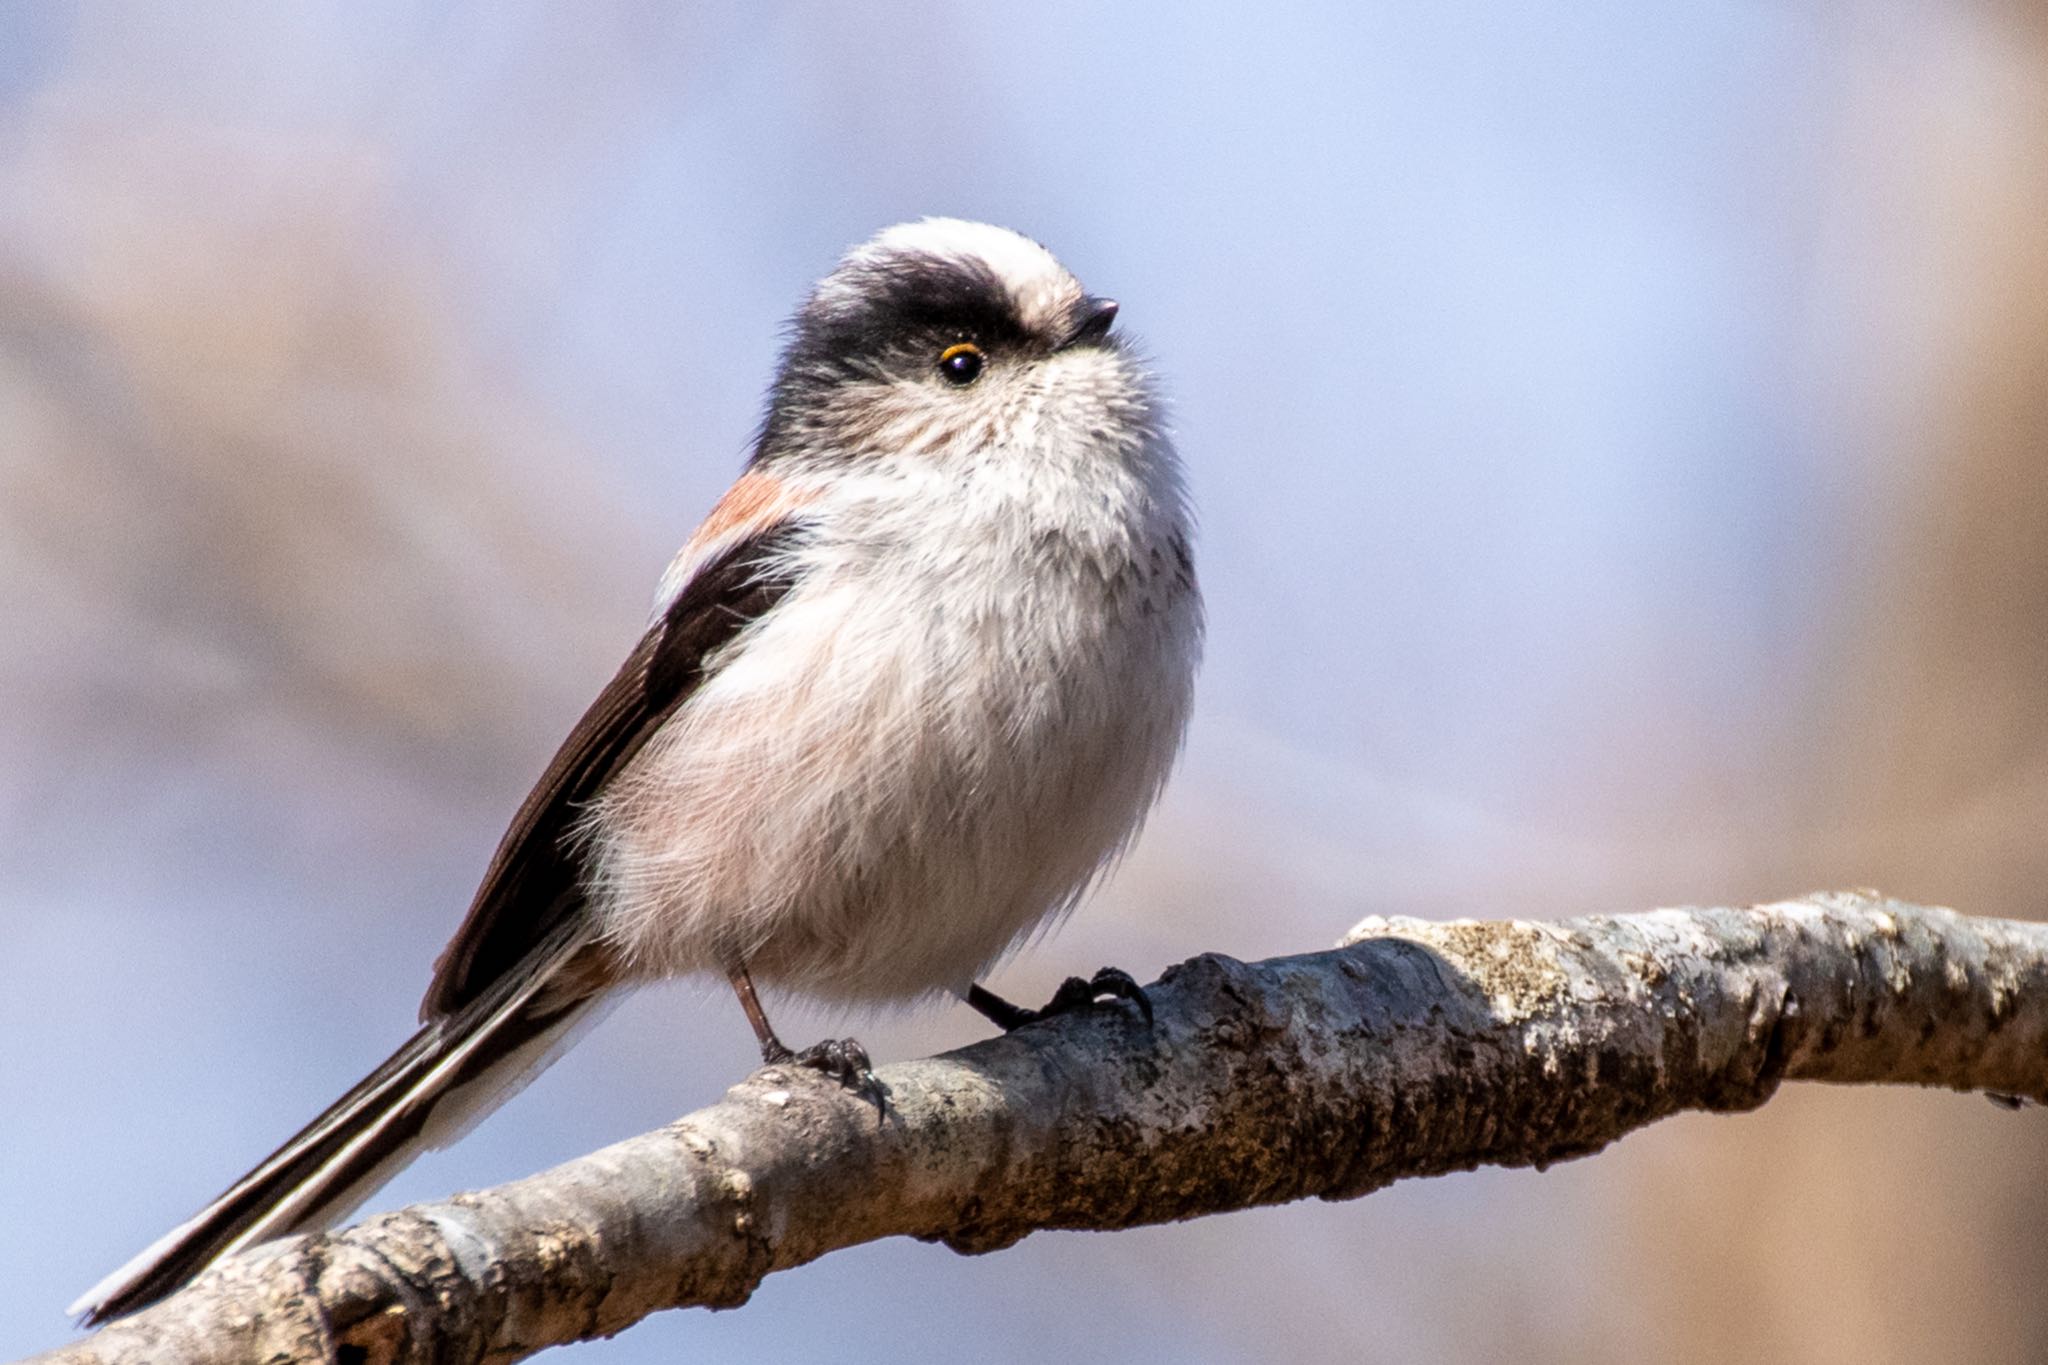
[4,3,2046,1360]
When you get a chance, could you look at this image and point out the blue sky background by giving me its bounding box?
[4,5,2047,1360]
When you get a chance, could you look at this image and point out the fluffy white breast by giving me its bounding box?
[585,412,1199,1002]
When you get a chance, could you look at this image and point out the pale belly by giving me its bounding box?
[581,541,1198,1002]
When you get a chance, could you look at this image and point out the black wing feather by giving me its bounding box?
[422,523,806,1019]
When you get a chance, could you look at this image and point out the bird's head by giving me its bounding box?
[757,219,1148,468]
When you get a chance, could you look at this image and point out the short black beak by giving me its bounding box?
[1063,296,1120,348]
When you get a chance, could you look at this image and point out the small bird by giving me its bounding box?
[72,218,1202,1325]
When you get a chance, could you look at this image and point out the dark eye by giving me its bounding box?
[937,341,984,386]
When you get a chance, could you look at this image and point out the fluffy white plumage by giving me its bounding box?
[589,279,1198,996]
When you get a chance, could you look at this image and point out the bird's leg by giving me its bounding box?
[725,963,879,1096]
[966,966,1154,1032]
[727,962,794,1061]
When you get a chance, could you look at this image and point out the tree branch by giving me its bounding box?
[34,891,2048,1365]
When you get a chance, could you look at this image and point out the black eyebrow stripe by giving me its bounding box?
[789,253,1036,367]
[754,250,1047,458]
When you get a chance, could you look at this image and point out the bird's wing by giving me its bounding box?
[421,472,815,1019]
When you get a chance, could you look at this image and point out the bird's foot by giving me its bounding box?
[764,1036,884,1105]
[967,966,1154,1032]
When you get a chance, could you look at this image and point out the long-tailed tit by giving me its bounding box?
[74,219,1202,1324]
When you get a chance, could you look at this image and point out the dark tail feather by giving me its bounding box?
[71,922,606,1326]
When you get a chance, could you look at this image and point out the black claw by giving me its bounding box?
[793,1036,871,1080]
[772,1037,887,1107]
[1084,966,1153,1026]
[968,967,1154,1032]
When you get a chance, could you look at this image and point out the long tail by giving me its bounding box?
[70,921,610,1326]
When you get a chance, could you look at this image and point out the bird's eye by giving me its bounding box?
[937,342,984,386]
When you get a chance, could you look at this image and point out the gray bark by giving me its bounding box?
[32,891,2048,1365]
